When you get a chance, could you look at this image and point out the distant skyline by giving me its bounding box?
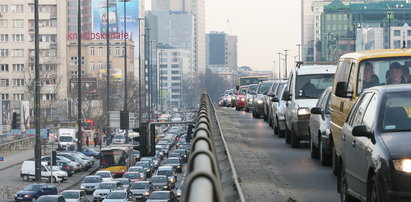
[145,0,301,73]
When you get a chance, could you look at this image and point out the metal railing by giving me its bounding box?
[182,90,244,202]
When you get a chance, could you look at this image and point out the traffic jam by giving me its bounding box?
[219,49,411,202]
[13,112,194,202]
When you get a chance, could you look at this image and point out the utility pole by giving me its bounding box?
[123,0,128,139]
[137,18,144,125]
[159,49,163,112]
[387,12,393,49]
[284,50,289,78]
[34,0,41,181]
[277,52,282,79]
[106,0,111,136]
[145,27,151,121]
[77,0,82,152]
[272,61,276,79]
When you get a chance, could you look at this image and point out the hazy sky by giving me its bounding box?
[205,0,302,72]
[145,0,302,72]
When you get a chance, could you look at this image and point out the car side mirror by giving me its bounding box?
[310,107,322,115]
[283,91,291,101]
[335,81,351,98]
[352,125,372,138]
[263,91,268,95]
[272,97,279,102]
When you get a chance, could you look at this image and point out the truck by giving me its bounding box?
[58,128,77,149]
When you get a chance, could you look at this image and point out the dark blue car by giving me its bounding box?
[14,184,58,201]
[81,147,99,159]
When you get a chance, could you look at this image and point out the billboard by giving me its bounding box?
[93,0,140,58]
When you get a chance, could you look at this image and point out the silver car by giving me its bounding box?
[61,190,88,202]
[80,175,103,194]
[92,181,123,202]
[271,83,287,137]
[245,84,258,112]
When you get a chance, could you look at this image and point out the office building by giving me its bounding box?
[206,32,238,73]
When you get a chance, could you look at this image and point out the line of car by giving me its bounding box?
[221,49,411,202]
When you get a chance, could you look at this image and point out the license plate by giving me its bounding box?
[17,197,23,200]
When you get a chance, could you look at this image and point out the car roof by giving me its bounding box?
[61,190,83,192]
[340,49,411,61]
[364,84,411,94]
[294,65,336,75]
[158,166,173,170]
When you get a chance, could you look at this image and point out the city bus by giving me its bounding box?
[99,145,135,177]
[236,76,269,90]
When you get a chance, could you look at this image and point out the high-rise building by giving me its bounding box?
[206,32,238,73]
[66,0,93,34]
[0,0,68,129]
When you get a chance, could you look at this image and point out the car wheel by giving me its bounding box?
[252,110,257,118]
[310,134,319,159]
[235,106,240,111]
[245,106,249,112]
[273,119,279,135]
[285,127,291,144]
[340,165,356,202]
[290,127,300,148]
[23,175,29,181]
[368,175,383,202]
[268,116,273,128]
[320,139,331,166]
[332,146,339,176]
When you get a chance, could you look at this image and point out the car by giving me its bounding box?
[225,89,235,107]
[112,135,126,144]
[95,171,113,182]
[61,190,88,202]
[235,85,248,111]
[128,166,145,174]
[271,82,288,137]
[168,152,182,162]
[174,149,189,163]
[176,178,184,198]
[128,181,153,200]
[309,87,332,166]
[114,178,131,189]
[283,63,336,148]
[41,156,76,176]
[221,90,230,107]
[266,80,287,127]
[133,150,141,161]
[80,175,103,194]
[263,80,279,122]
[164,157,183,173]
[135,161,153,178]
[14,184,58,201]
[20,161,68,183]
[123,172,144,183]
[146,191,178,202]
[339,85,411,202]
[252,80,274,118]
[92,181,124,202]
[330,49,411,176]
[102,190,131,202]
[57,153,88,171]
[37,195,66,202]
[150,175,172,191]
[245,84,258,112]
[156,166,177,187]
[81,147,100,159]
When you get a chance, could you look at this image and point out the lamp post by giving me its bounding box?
[159,49,164,112]
[277,52,283,79]
[283,50,289,78]
[34,0,41,181]
[122,0,128,136]
[106,0,111,136]
[144,27,151,121]
[272,60,276,79]
[77,0,82,152]
[137,18,144,125]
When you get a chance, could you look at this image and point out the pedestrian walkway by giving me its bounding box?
[0,149,34,172]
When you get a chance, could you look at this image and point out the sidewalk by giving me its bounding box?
[0,149,36,172]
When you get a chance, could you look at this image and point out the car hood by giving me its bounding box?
[102,199,127,202]
[295,99,318,109]
[81,183,99,187]
[16,190,37,195]
[130,189,149,194]
[65,199,81,202]
[94,189,112,194]
[152,182,167,186]
[381,132,411,158]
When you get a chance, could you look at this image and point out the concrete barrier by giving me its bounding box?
[0,136,35,156]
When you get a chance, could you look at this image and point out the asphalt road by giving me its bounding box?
[216,107,340,202]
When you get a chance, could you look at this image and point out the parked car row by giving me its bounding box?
[223,49,411,201]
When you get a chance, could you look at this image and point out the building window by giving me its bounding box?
[12,34,24,42]
[171,77,180,81]
[171,83,180,87]
[98,47,102,56]
[171,89,180,93]
[171,70,180,74]
[115,47,121,56]
[12,93,24,101]
[0,79,9,87]
[41,94,56,101]
[408,40,411,48]
[11,4,23,13]
[90,47,95,56]
[1,94,9,100]
[12,79,24,86]
[12,19,24,28]
[160,64,167,69]
[0,49,8,57]
[394,40,401,49]
[0,4,8,12]
[171,95,179,99]
[90,63,95,71]
[12,49,24,57]
[0,64,9,71]
[171,64,179,68]
[0,20,8,28]
[12,64,24,71]
[172,58,179,62]
[98,63,103,70]
[394,30,401,37]
[0,34,8,42]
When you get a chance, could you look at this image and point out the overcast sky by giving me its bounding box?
[146,0,302,72]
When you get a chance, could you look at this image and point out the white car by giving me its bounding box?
[271,83,288,137]
[61,190,88,202]
[102,190,131,202]
[93,181,123,202]
[95,171,113,182]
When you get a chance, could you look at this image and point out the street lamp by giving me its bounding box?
[159,49,164,112]
[283,50,289,78]
[296,44,301,62]
[272,60,276,79]
[277,52,283,79]
[137,18,144,125]
[76,0,82,152]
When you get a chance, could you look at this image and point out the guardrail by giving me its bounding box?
[182,90,245,202]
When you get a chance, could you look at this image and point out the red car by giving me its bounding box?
[235,86,249,111]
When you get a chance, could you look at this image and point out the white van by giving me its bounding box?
[20,160,68,182]
[58,128,77,149]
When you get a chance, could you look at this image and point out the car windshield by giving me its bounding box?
[157,170,172,176]
[22,185,40,191]
[357,57,411,94]
[151,176,167,183]
[382,92,411,132]
[84,176,101,183]
[166,159,180,164]
[61,191,79,199]
[96,172,111,178]
[257,82,273,94]
[37,197,58,202]
[276,83,286,96]
[131,182,149,189]
[129,167,143,172]
[114,135,124,139]
[247,85,257,93]
[59,136,72,142]
[148,192,170,199]
[106,192,127,199]
[97,183,115,189]
[296,74,334,99]
[123,173,140,179]
[240,87,248,94]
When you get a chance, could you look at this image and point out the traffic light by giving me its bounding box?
[120,111,129,130]
[51,150,57,166]
[138,122,156,157]
[11,112,20,129]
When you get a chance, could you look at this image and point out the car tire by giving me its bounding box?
[252,110,257,118]
[245,106,249,112]
[340,164,356,202]
[368,175,383,202]
[332,146,339,176]
[235,106,240,111]
[23,174,29,181]
[310,135,319,159]
[273,120,279,135]
[285,127,291,144]
[290,127,300,148]
[320,139,331,166]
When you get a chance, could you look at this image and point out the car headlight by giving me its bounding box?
[297,107,311,119]
[24,195,32,198]
[248,98,253,102]
[393,159,411,173]
[80,185,85,189]
[146,169,150,172]
[257,99,264,104]
[93,192,99,196]
[163,186,169,189]
[144,191,150,196]
[240,98,245,101]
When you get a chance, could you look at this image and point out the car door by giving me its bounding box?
[80,191,87,202]
[285,71,295,129]
[310,90,328,145]
[341,92,373,194]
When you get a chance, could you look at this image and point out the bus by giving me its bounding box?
[99,145,135,177]
[236,76,269,90]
